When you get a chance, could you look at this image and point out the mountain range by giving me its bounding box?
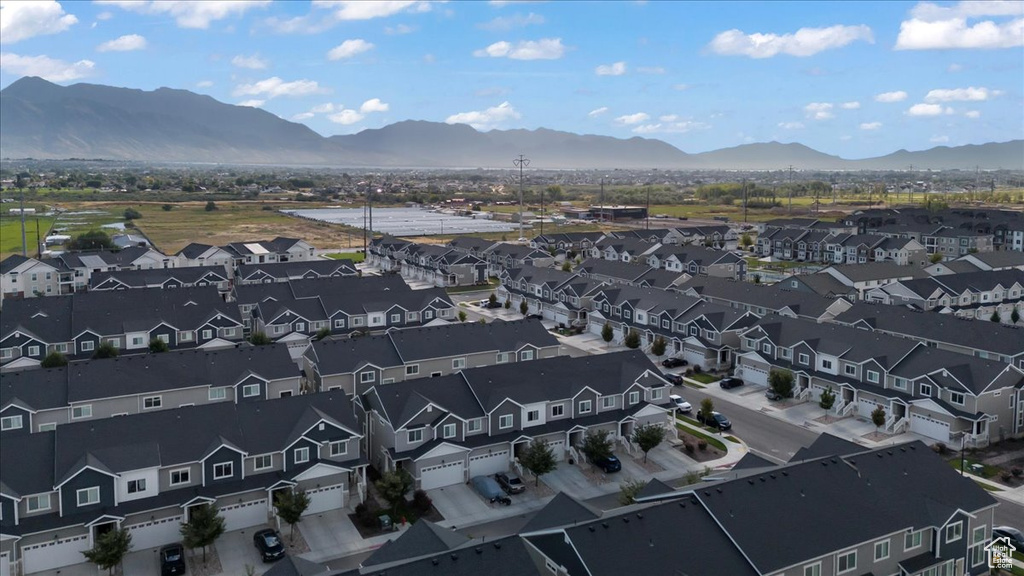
[2,77,1021,171]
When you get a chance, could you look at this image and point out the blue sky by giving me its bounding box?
[1,0,1021,158]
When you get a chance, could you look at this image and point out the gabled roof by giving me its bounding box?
[889,346,1023,395]
[824,262,929,283]
[262,556,329,576]
[89,266,227,289]
[745,315,921,369]
[731,452,778,471]
[788,432,864,462]
[363,519,471,567]
[236,259,356,281]
[520,492,600,534]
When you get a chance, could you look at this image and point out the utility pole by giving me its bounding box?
[975,165,980,204]
[514,154,529,240]
[645,186,651,230]
[362,203,367,254]
[742,178,748,223]
[787,165,794,215]
[907,165,914,205]
[18,176,27,257]
[599,177,605,223]
[540,183,544,237]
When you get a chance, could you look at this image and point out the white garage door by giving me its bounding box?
[23,534,90,574]
[304,484,345,515]
[858,398,882,418]
[125,515,183,550]
[420,461,465,490]
[1,551,11,576]
[553,312,569,326]
[589,321,605,336]
[740,363,769,386]
[545,439,566,462]
[469,451,510,476]
[220,499,268,532]
[683,348,706,369]
[910,413,950,443]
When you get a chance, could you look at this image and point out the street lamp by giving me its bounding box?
[514,155,530,241]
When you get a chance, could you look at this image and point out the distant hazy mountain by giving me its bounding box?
[2,77,1021,170]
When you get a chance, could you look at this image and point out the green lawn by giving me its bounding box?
[325,252,365,263]
[446,279,500,294]
[949,458,1003,479]
[675,420,728,452]
[689,373,719,384]
[0,214,56,256]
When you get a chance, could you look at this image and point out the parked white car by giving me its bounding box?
[669,394,692,413]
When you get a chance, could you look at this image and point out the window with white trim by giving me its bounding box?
[334,318,346,328]
[360,371,376,383]
[143,396,162,409]
[578,400,592,414]
[26,494,50,512]
[27,345,40,357]
[949,391,965,405]
[920,383,932,396]
[407,429,423,443]
[836,550,857,574]
[1,415,23,430]
[80,340,95,352]
[453,358,467,369]
[844,364,857,376]
[551,404,564,417]
[406,364,419,376]
[652,388,663,400]
[71,405,92,419]
[443,423,457,438]
[127,479,146,494]
[874,539,890,561]
[242,383,260,397]
[170,469,190,486]
[76,487,100,506]
[38,422,56,432]
[467,418,482,433]
[294,447,310,464]
[202,329,213,340]
[798,353,809,365]
[601,396,615,409]
[499,414,513,429]
[762,343,771,354]
[803,563,821,576]
[893,377,907,391]
[520,349,534,361]
[213,462,233,479]
[253,455,272,470]
[945,521,962,543]
[821,359,833,370]
[866,370,879,383]
[629,391,640,404]
[329,441,347,457]
[209,387,227,401]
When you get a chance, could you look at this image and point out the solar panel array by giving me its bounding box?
[283,207,522,237]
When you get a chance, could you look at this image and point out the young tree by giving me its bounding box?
[92,342,119,359]
[651,336,667,357]
[519,300,529,315]
[624,329,641,349]
[275,489,311,542]
[1012,308,1021,325]
[123,208,142,220]
[149,338,169,353]
[561,261,572,272]
[83,527,133,575]
[504,298,511,310]
[739,233,753,249]
[580,429,614,465]
[632,423,666,463]
[205,201,218,212]
[180,504,225,563]
[768,369,795,399]
[162,204,173,211]
[618,478,648,506]
[752,274,761,285]
[819,388,836,411]
[315,327,331,341]
[69,230,115,251]
[488,293,498,307]
[249,331,272,345]
[929,252,943,264]
[699,398,715,424]
[458,310,468,322]
[601,322,614,345]
[519,439,558,486]
[375,470,413,516]
[871,405,886,432]
[990,311,1001,323]
[41,351,68,368]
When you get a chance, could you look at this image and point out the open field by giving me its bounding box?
[0,214,55,256]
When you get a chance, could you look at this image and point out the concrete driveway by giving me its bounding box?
[428,482,552,530]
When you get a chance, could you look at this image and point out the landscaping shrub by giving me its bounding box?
[697,439,708,451]
[684,442,695,454]
[355,503,378,528]
[1001,471,1012,482]
[692,365,702,374]
[1012,467,1022,478]
[412,490,432,514]
[931,442,948,455]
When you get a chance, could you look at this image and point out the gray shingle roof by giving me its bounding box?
[519,492,600,534]
[237,260,356,281]
[824,262,929,283]
[89,266,227,289]
[888,346,1023,395]
[746,315,921,369]
[363,519,471,567]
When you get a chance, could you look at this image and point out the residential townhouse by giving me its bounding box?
[832,303,1024,369]
[587,285,759,371]
[668,224,735,247]
[497,267,605,326]
[359,439,996,576]
[1,286,244,370]
[446,236,499,258]
[484,244,555,276]
[1,247,176,299]
[756,229,925,265]
[645,244,746,280]
[1,344,300,435]
[175,237,317,270]
[925,250,1024,276]
[357,351,672,490]
[679,276,853,322]
[174,242,238,271]
[735,316,1024,445]
[366,236,414,272]
[864,269,1024,322]
[235,276,456,351]
[399,244,488,287]
[925,227,994,258]
[588,236,660,263]
[818,262,930,300]
[529,232,604,253]
[301,319,561,396]
[0,393,365,575]
[848,207,1021,252]
[235,259,357,285]
[782,273,858,300]
[756,228,832,262]
[89,265,231,294]
[574,258,690,289]
[607,228,677,244]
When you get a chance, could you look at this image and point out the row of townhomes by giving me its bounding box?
[0,392,366,575]
[335,435,996,576]
[863,268,1024,322]
[1,286,245,369]
[575,258,690,290]
[367,236,554,283]
[755,229,928,266]
[1,237,321,300]
[356,351,672,490]
[302,318,560,396]
[607,225,736,247]
[589,239,747,281]
[735,315,1024,446]
[843,207,1024,253]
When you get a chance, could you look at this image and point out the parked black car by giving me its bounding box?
[253,529,286,562]
[661,357,688,368]
[495,472,526,494]
[662,373,684,386]
[697,411,732,430]
[160,543,186,576]
[993,526,1024,549]
[592,455,622,473]
[720,377,744,390]
[526,313,544,320]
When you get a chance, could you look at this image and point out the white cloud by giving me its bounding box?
[96,11,113,21]
[292,112,315,120]
[841,101,861,109]
[804,102,834,120]
[924,86,999,101]
[708,24,874,58]
[327,39,374,60]
[673,83,690,91]
[0,0,78,44]
[96,33,146,52]
[311,102,336,113]
[947,62,963,72]
[231,53,269,69]
[632,120,709,134]
[445,101,521,130]
[965,110,981,118]
[478,12,544,31]
[328,109,364,125]
[637,66,665,74]
[778,121,805,129]
[95,0,270,29]
[0,52,94,81]
[875,90,908,102]
[237,99,265,108]
[909,1,1023,21]
[232,76,328,98]
[895,1,1023,51]
[196,80,214,88]
[422,53,435,64]
[588,106,609,117]
[472,38,564,60]
[384,23,414,35]
[359,98,389,113]
[266,1,433,35]
[614,112,650,125]
[595,61,626,76]
[930,135,950,143]
[860,121,883,130]
[660,114,679,122]
[907,103,954,116]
